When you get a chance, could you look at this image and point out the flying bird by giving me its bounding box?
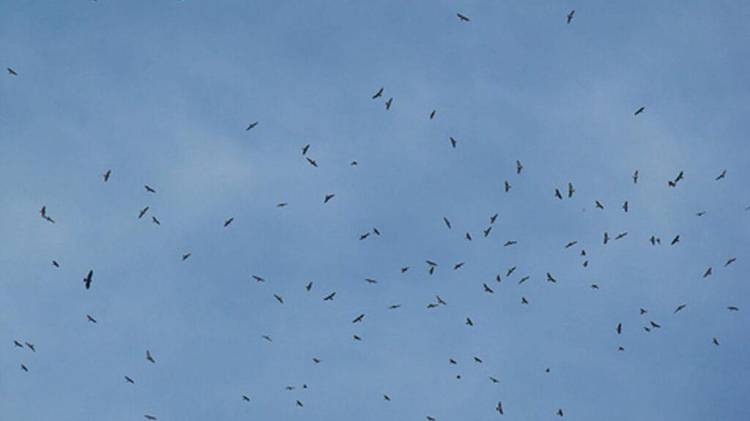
[385,97,393,110]
[566,10,575,24]
[324,194,335,203]
[7,67,18,76]
[103,169,111,182]
[449,137,457,148]
[301,144,310,155]
[124,376,135,384]
[138,207,149,218]
[715,169,727,180]
[634,106,645,115]
[443,217,452,229]
[246,121,259,131]
[352,314,365,323]
[273,294,284,304]
[371,87,384,99]
[224,217,234,227]
[146,350,155,363]
[674,304,687,314]
[181,253,191,261]
[496,401,504,415]
[430,110,436,119]
[86,314,97,323]
[633,170,639,184]
[144,185,156,193]
[83,270,93,289]
[456,13,470,22]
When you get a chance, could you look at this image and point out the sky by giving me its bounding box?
[1,1,750,420]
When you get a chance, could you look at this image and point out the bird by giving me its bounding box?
[546,272,557,283]
[436,296,447,305]
[557,409,565,417]
[634,106,645,115]
[261,335,273,342]
[516,160,523,174]
[615,232,628,240]
[430,110,436,119]
[566,10,575,24]
[384,394,391,401]
[83,270,93,289]
[146,350,155,363]
[496,401,504,415]
[633,170,639,184]
[443,217,452,229]
[466,232,473,241]
[385,97,393,110]
[372,227,381,235]
[7,67,18,76]
[670,235,680,246]
[14,340,23,347]
[504,240,517,246]
[224,217,234,227]
[712,337,720,346]
[371,87,383,99]
[138,207,149,218]
[650,321,661,328]
[301,144,310,155]
[616,323,622,334]
[352,314,365,323]
[703,267,712,278]
[483,283,493,293]
[603,232,610,244]
[521,297,529,304]
[21,364,28,372]
[506,266,517,276]
[151,216,160,225]
[674,304,687,314]
[567,182,575,197]
[622,201,629,212]
[273,294,284,304]
[276,202,288,208]
[25,342,35,352]
[727,306,739,311]
[52,260,59,268]
[359,233,370,240]
[388,304,401,310]
[246,121,259,131]
[181,253,191,261]
[453,262,464,270]
[457,13,470,22]
[725,257,736,266]
[449,137,457,148]
[252,275,265,282]
[242,395,250,402]
[504,180,511,192]
[465,317,474,326]
[352,334,362,341]
[313,357,321,364]
[144,415,157,420]
[124,376,135,384]
[305,281,313,291]
[483,226,492,237]
[144,185,156,193]
[365,278,377,284]
[306,157,318,167]
[555,188,563,199]
[716,169,727,180]
[324,194,335,203]
[595,200,604,209]
[490,213,498,224]
[86,314,97,323]
[103,169,111,182]
[564,241,578,248]
[473,356,483,363]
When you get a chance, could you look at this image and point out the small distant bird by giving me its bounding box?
[242,395,250,402]
[313,357,321,363]
[650,321,661,328]
[365,278,377,284]
[566,10,575,24]
[224,217,234,227]
[182,253,191,261]
[466,232,473,241]
[14,340,23,347]
[276,202,288,207]
[703,267,712,278]
[670,235,680,246]
[261,335,273,342]
[7,67,18,76]
[360,233,370,240]
[465,317,474,326]
[603,232,609,244]
[430,110,436,119]
[52,260,59,268]
[640,308,648,315]
[146,350,155,363]
[622,201,629,212]
[385,97,393,110]
[352,334,362,341]
[305,281,313,291]
[372,87,384,99]
[496,401,504,415]
[616,323,622,334]
[144,185,156,193]
[273,294,284,304]
[595,200,604,209]
[615,232,628,240]
[103,169,111,182]
[557,409,564,417]
[138,207,149,219]
[521,297,529,304]
[144,415,157,420]
[252,275,265,282]
[350,160,358,166]
[504,240,517,247]
[436,296,447,305]
[125,376,135,384]
[633,170,639,184]
[372,227,381,235]
[457,13,471,22]
[86,314,97,323]
[453,262,464,270]
[516,160,523,174]
[490,213,498,224]
[388,304,401,309]
[306,157,318,167]
[712,337,720,346]
[634,106,645,116]
[324,194,335,203]
[546,272,557,283]
[727,306,739,311]
[21,364,28,372]
[25,342,35,352]
[506,266,517,276]
[473,356,482,363]
[674,304,687,314]
[567,182,575,197]
[696,211,706,216]
[400,267,409,273]
[384,394,391,401]
[301,144,310,155]
[483,226,492,237]
[352,314,365,323]
[489,376,499,383]
[565,241,578,248]
[725,257,736,266]
[555,188,563,199]
[715,169,727,180]
[151,216,160,225]
[443,217,452,229]
[246,121,259,131]
[83,270,93,289]
[483,283,493,293]
[449,137,457,148]
[504,180,511,192]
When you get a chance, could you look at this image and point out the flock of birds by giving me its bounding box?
[5,7,746,421]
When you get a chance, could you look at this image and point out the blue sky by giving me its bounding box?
[2,1,749,420]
